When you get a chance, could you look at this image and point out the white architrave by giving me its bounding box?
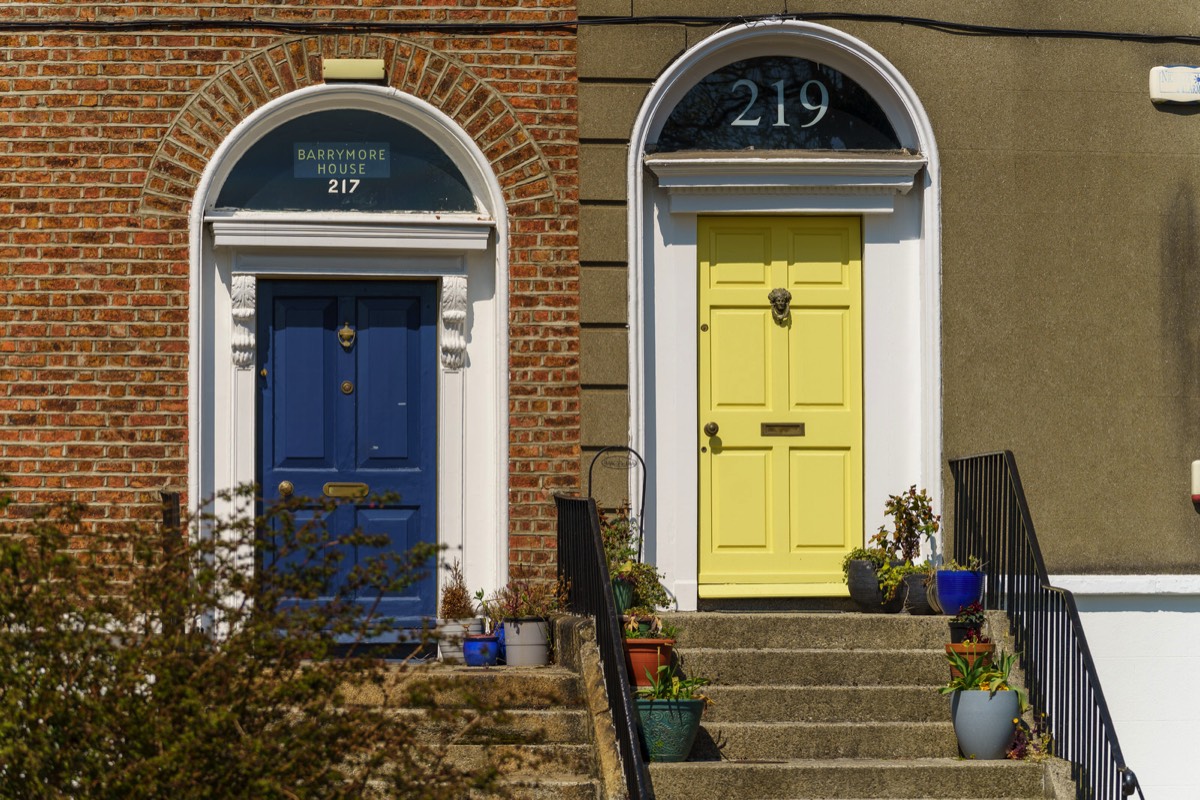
[189,84,510,600]
[628,23,942,610]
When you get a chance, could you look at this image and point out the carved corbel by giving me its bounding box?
[440,275,468,371]
[231,274,256,369]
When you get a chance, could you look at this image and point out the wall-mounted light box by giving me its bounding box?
[323,58,386,83]
[1150,66,1200,104]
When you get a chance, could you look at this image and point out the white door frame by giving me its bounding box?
[627,22,941,610]
[188,84,510,598]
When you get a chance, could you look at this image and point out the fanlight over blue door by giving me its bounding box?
[257,279,438,631]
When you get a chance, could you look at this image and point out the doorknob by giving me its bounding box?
[703,421,719,437]
[278,480,294,497]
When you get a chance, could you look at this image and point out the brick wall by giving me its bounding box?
[0,1,580,571]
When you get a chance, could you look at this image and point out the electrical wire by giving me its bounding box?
[2,11,1200,46]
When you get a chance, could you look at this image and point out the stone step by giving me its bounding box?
[470,776,602,800]
[702,685,950,723]
[445,743,596,778]
[648,758,1049,800]
[691,720,958,760]
[391,707,591,744]
[341,664,584,708]
[665,612,950,651]
[678,647,946,687]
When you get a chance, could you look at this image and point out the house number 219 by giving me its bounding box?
[730,78,829,128]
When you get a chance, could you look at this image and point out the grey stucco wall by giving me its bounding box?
[578,2,1200,572]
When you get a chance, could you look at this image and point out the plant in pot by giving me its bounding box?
[947,602,987,644]
[619,559,675,687]
[874,486,940,615]
[601,505,641,615]
[844,486,941,613]
[936,556,985,616]
[939,649,1025,759]
[437,559,482,664]
[487,569,567,667]
[624,614,678,688]
[633,663,712,762]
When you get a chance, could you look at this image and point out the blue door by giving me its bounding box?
[257,279,438,630]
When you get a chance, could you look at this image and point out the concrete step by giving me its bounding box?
[665,612,950,651]
[445,742,596,777]
[648,758,1049,799]
[703,685,950,723]
[392,707,591,744]
[678,647,945,687]
[341,664,584,708]
[471,776,602,799]
[691,720,958,760]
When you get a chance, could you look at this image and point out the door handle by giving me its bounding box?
[278,480,294,497]
[703,421,719,437]
[323,482,370,499]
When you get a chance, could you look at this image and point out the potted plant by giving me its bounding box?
[624,615,678,687]
[936,556,985,616]
[437,559,482,663]
[939,649,1025,759]
[948,602,987,644]
[466,588,501,666]
[486,569,567,666]
[843,487,941,613]
[601,506,640,614]
[633,664,711,762]
[842,546,902,613]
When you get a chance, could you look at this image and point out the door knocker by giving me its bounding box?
[768,288,792,325]
[338,322,356,350]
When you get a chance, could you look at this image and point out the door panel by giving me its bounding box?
[258,280,438,628]
[699,216,862,597]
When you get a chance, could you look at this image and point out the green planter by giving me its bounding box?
[634,698,705,762]
[611,579,634,615]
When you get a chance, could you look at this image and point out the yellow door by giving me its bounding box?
[698,216,862,598]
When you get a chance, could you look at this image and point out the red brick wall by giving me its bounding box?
[0,2,580,570]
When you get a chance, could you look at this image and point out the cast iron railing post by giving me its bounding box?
[950,451,1144,800]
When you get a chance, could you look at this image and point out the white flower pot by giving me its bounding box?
[502,617,550,666]
[438,617,484,663]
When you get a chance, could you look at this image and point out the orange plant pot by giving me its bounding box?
[945,642,996,679]
[624,638,675,687]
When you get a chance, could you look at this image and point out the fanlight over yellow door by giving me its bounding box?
[698,216,862,598]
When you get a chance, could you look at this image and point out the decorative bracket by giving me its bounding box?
[440,275,468,371]
[231,274,256,369]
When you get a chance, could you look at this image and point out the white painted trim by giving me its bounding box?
[210,215,493,251]
[189,84,510,601]
[627,22,942,610]
[1049,574,1200,595]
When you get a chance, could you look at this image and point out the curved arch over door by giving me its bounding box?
[189,84,510,597]
[627,22,941,609]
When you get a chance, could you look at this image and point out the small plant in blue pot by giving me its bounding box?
[936,556,985,616]
[633,664,711,762]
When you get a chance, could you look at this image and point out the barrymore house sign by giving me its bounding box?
[294,143,391,178]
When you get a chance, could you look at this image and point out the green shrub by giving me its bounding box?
[0,484,509,799]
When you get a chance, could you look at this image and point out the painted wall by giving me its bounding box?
[1055,577,1200,799]
[577,0,1200,574]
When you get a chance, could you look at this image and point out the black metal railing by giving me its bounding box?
[556,494,654,800]
[950,452,1144,800]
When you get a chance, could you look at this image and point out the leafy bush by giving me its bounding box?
[600,507,668,615]
[0,485,510,799]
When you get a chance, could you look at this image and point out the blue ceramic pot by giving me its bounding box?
[936,570,984,615]
[462,635,499,667]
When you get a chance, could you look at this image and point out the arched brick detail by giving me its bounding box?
[139,36,559,217]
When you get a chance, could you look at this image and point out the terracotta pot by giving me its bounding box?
[624,638,675,687]
[945,642,996,678]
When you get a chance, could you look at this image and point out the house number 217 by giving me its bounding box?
[730,78,829,128]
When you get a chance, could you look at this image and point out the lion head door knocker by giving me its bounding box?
[338,322,356,351]
[768,287,793,325]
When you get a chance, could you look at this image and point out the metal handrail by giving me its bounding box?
[949,451,1144,799]
[556,494,654,800]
